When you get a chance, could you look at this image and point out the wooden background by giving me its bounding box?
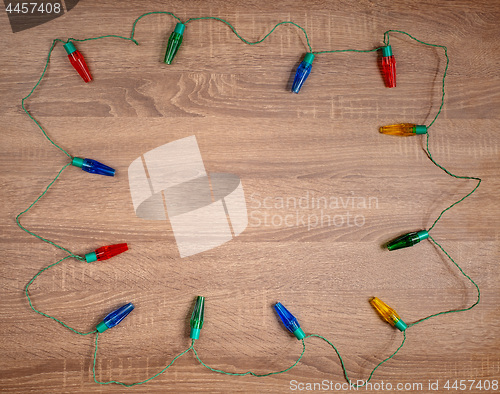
[1,0,499,392]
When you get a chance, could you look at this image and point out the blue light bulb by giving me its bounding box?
[292,53,314,94]
[96,303,134,333]
[71,157,115,176]
[274,302,306,340]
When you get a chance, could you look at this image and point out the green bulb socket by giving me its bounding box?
[414,125,428,134]
[96,321,109,333]
[303,53,315,65]
[416,230,429,241]
[394,318,407,332]
[85,252,97,263]
[381,45,393,57]
[293,327,306,340]
[190,327,201,340]
[71,157,84,168]
[63,42,77,55]
[174,23,185,35]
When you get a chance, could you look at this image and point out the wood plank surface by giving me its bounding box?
[1,0,499,392]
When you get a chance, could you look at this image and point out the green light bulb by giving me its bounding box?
[164,23,185,64]
[190,296,205,339]
[387,230,429,251]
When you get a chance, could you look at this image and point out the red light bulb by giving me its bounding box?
[381,45,396,88]
[63,42,92,83]
[85,243,128,262]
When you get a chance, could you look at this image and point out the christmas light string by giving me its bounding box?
[18,11,482,387]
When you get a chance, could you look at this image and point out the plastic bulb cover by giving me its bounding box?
[379,123,427,136]
[381,55,396,88]
[96,303,134,333]
[85,243,128,263]
[274,302,306,340]
[164,23,185,64]
[292,61,312,94]
[72,157,115,176]
[190,296,205,339]
[64,42,92,83]
[387,230,429,251]
[370,297,407,331]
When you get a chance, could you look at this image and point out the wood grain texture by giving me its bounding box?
[1,0,499,392]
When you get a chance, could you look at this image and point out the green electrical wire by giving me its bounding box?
[184,17,313,53]
[426,131,482,231]
[19,12,483,388]
[131,11,182,40]
[130,12,314,51]
[16,163,81,257]
[306,333,407,387]
[21,39,71,158]
[313,47,384,55]
[92,334,193,387]
[191,333,405,384]
[407,235,481,328]
[92,336,305,385]
[67,35,138,45]
[192,338,306,377]
[25,255,97,336]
